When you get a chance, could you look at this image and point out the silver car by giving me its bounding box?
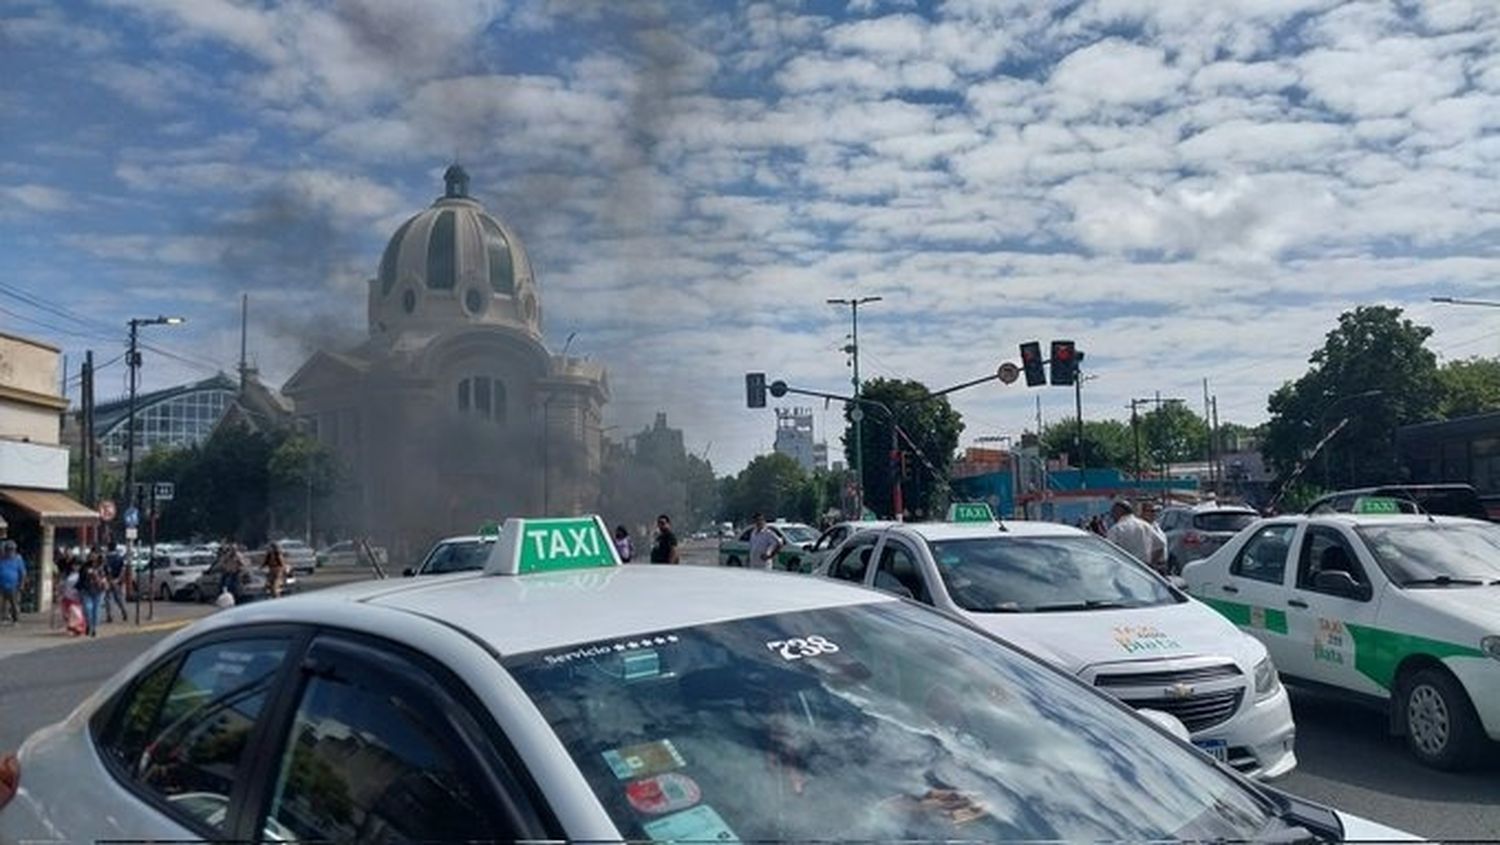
[1160,504,1260,574]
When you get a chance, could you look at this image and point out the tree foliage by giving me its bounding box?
[1437,356,1500,418]
[1141,403,1209,466]
[1039,418,1133,471]
[1262,306,1441,488]
[841,378,964,519]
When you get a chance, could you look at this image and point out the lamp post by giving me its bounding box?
[827,296,881,515]
[1431,296,1500,309]
[1316,389,1383,488]
[123,316,185,531]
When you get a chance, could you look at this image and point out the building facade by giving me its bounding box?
[773,407,826,473]
[0,331,94,609]
[282,166,608,560]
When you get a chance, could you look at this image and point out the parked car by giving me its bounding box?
[189,552,296,602]
[152,551,214,601]
[1305,483,1490,521]
[812,518,1297,780]
[803,520,896,573]
[1160,503,1261,574]
[1184,504,1500,769]
[315,539,389,568]
[271,539,318,574]
[403,534,497,576]
[717,521,820,570]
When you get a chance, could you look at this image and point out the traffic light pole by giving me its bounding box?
[1075,355,1085,487]
[828,297,883,515]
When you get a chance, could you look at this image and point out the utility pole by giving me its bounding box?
[1211,396,1220,495]
[82,351,95,507]
[1203,378,1213,490]
[828,296,882,515]
[1074,352,1086,486]
[123,316,185,547]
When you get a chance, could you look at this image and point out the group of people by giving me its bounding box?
[611,514,683,564]
[212,539,291,605]
[53,544,131,637]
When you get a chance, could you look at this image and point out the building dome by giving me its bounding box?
[370,165,540,336]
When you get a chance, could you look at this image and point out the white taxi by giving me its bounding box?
[1183,503,1500,769]
[0,515,1406,843]
[814,505,1297,779]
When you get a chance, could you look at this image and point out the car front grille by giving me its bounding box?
[1093,662,1246,733]
[1120,688,1245,732]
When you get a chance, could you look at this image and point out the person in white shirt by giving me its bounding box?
[1138,501,1170,574]
[1106,500,1164,570]
[747,512,784,571]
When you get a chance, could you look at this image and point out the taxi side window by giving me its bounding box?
[815,526,846,552]
[261,637,522,843]
[1230,524,1294,585]
[94,637,292,837]
[1297,527,1370,594]
[873,542,930,603]
[829,535,877,583]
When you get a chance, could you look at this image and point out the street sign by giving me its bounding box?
[123,506,140,528]
[997,362,1020,385]
[153,482,174,502]
[98,499,116,521]
[485,516,621,575]
[948,502,996,523]
[125,526,138,541]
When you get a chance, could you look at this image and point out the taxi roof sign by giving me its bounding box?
[484,515,621,576]
[948,502,995,523]
[1353,496,1405,515]
[478,520,501,539]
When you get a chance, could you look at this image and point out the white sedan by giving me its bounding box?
[0,516,1413,843]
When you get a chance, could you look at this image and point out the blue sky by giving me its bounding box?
[4,0,1500,475]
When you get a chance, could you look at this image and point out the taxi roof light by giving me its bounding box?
[483,515,622,576]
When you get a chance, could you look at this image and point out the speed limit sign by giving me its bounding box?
[997,362,1020,385]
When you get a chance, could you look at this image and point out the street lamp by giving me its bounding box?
[827,296,882,514]
[1431,296,1500,309]
[123,316,185,528]
[1316,388,1383,488]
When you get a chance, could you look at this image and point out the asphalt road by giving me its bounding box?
[0,562,1494,839]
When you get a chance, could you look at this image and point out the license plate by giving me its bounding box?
[1193,739,1228,762]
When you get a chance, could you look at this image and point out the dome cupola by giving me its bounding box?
[369,165,540,337]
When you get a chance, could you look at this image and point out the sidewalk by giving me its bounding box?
[0,599,216,660]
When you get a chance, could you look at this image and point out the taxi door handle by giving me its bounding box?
[1220,584,1239,594]
[1287,598,1309,609]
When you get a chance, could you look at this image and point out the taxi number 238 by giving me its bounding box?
[766,635,840,661]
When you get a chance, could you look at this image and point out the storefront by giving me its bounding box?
[0,488,97,611]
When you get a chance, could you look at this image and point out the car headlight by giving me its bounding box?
[1254,656,1281,698]
[1482,636,1500,662]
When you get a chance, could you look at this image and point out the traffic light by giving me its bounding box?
[1050,340,1077,386]
[746,372,767,408]
[1019,342,1045,387]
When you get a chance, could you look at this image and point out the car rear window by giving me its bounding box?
[1193,512,1257,533]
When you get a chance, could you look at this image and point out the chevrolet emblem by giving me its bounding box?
[1166,682,1196,699]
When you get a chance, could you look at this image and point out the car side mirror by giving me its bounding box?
[402,567,415,578]
[1313,570,1367,600]
[802,543,815,552]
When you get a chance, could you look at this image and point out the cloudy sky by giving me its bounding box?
[5,0,1500,475]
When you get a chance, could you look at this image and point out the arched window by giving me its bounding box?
[456,377,507,424]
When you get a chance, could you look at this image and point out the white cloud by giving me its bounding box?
[0,183,73,212]
[1048,39,1185,110]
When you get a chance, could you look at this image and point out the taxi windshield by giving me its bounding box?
[1356,523,1500,586]
[505,603,1271,843]
[418,540,493,575]
[928,536,1181,613]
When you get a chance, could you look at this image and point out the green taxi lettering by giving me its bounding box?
[949,502,995,523]
[516,518,616,573]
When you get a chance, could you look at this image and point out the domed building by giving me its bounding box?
[283,166,608,558]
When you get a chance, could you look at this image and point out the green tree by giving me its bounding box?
[841,379,964,519]
[1039,418,1133,471]
[728,453,808,523]
[1262,306,1442,488]
[267,433,339,541]
[1141,403,1209,466]
[1437,356,1500,418]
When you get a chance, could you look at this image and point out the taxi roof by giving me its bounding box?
[1274,513,1489,528]
[246,565,893,656]
[886,519,1088,542]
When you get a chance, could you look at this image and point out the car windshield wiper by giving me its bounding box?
[1400,575,1489,587]
[1031,599,1130,612]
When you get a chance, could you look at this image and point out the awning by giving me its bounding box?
[0,488,98,526]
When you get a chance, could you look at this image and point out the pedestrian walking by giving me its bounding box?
[613,525,634,563]
[0,541,26,625]
[103,542,128,623]
[263,542,288,599]
[217,541,245,605]
[1139,501,1169,574]
[649,514,680,564]
[58,557,85,636]
[1106,500,1164,569]
[77,550,106,637]
[747,512,784,571]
